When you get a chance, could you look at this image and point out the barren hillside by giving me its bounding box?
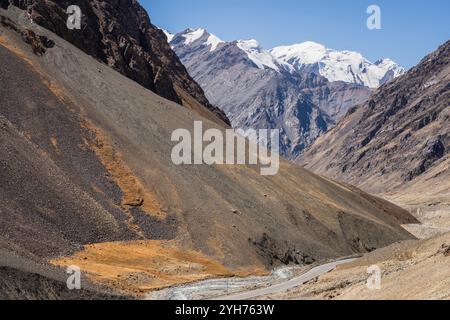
[299,40,450,239]
[0,7,416,297]
[299,40,449,196]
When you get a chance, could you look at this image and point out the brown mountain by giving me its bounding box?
[4,0,230,126]
[299,40,450,203]
[0,6,416,298]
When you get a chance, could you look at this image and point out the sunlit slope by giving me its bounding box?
[0,19,416,293]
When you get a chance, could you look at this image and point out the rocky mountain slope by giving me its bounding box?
[295,41,449,300]
[299,40,450,198]
[0,7,416,298]
[4,0,229,125]
[168,28,376,158]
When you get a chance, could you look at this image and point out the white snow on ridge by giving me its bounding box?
[160,29,175,42]
[206,33,224,51]
[270,41,405,88]
[167,27,404,87]
[182,28,207,45]
[237,39,294,73]
[271,41,328,64]
[375,58,405,78]
[177,28,225,52]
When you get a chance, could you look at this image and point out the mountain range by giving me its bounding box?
[270,41,405,88]
[164,28,405,158]
[299,40,449,197]
[0,2,417,298]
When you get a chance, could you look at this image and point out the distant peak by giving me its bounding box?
[271,41,404,88]
[205,33,224,51]
[375,58,394,65]
[235,39,287,72]
[297,41,327,49]
[237,39,261,49]
[185,27,206,34]
[180,28,208,45]
[271,41,327,52]
[175,27,224,52]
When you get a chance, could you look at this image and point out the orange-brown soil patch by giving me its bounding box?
[84,121,166,220]
[51,240,265,296]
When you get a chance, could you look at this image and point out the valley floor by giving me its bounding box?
[258,196,450,300]
[145,196,450,301]
[262,232,450,300]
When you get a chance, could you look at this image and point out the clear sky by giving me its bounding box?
[142,0,449,69]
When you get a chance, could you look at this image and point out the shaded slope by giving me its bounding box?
[0,250,128,299]
[0,266,120,299]
[299,40,450,196]
[0,13,416,295]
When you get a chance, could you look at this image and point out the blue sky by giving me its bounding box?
[142,0,449,69]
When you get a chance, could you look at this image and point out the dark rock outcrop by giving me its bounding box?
[0,0,9,9]
[438,243,450,257]
[20,28,54,55]
[1,14,53,55]
[6,0,230,125]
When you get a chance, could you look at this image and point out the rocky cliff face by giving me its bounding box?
[6,0,230,125]
[169,28,371,159]
[0,0,9,9]
[299,40,450,195]
[297,73,372,121]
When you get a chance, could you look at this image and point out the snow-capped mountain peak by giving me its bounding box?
[182,28,206,45]
[168,28,375,159]
[237,39,279,71]
[270,41,328,64]
[165,27,404,88]
[173,28,225,52]
[205,33,224,51]
[236,39,294,73]
[374,58,406,80]
[271,42,405,88]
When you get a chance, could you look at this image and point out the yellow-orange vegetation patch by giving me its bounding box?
[44,80,66,102]
[83,121,166,220]
[51,240,259,296]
